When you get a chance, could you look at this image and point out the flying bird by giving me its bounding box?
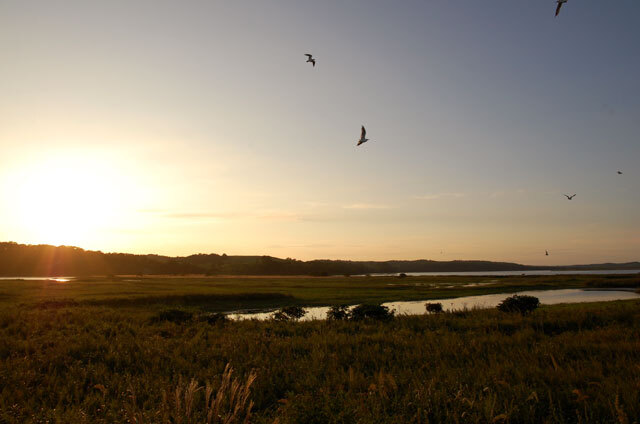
[546,250,549,256]
[617,171,623,175]
[564,194,576,200]
[304,54,316,67]
[555,0,567,16]
[357,126,369,146]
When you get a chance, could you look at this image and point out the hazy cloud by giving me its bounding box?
[303,201,328,208]
[342,203,392,210]
[143,209,329,223]
[488,189,527,199]
[413,193,466,201]
[163,212,239,219]
[268,243,335,249]
[138,210,246,220]
[255,210,302,221]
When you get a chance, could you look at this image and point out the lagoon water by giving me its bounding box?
[228,288,640,321]
[1,270,638,281]
[365,269,640,277]
[0,277,73,282]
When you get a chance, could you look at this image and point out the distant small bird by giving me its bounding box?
[555,0,567,16]
[564,194,576,200]
[304,54,316,67]
[357,125,369,146]
[546,250,549,256]
[617,171,623,175]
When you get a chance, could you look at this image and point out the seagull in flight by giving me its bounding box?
[304,54,316,67]
[357,126,369,146]
[563,194,576,200]
[555,0,567,16]
[617,171,623,175]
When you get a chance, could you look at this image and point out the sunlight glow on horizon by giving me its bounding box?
[2,150,150,247]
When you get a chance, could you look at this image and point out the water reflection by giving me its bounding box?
[228,289,640,321]
[366,270,640,277]
[0,277,75,281]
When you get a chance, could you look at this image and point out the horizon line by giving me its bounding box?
[2,241,638,268]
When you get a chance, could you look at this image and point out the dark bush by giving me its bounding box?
[272,311,289,321]
[349,304,394,321]
[397,273,407,278]
[151,309,193,324]
[202,312,229,324]
[273,306,307,321]
[425,302,443,313]
[326,305,350,321]
[497,295,540,315]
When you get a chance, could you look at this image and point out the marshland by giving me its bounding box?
[0,274,639,423]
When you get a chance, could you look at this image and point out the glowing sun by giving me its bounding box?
[9,153,137,246]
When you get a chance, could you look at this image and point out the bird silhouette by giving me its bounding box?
[617,171,623,175]
[546,250,549,256]
[357,126,369,146]
[564,194,576,200]
[304,54,316,67]
[555,0,567,16]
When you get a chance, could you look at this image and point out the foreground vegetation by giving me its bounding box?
[0,293,639,422]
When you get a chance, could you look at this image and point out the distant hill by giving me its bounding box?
[0,241,638,277]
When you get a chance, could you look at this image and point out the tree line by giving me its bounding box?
[1,242,636,277]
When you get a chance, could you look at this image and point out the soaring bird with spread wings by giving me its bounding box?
[304,54,316,67]
[564,193,576,200]
[555,0,567,16]
[357,126,369,146]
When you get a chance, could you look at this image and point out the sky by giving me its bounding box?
[1,0,639,265]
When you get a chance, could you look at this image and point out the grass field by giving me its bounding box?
[0,275,639,422]
[2,273,639,311]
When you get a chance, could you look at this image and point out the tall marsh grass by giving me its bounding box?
[124,364,256,424]
[0,300,638,422]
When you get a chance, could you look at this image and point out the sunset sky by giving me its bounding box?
[1,0,639,265]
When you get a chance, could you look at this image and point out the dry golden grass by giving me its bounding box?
[123,363,257,424]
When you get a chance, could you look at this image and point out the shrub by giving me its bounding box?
[497,295,540,315]
[151,309,193,324]
[397,273,407,278]
[425,302,443,313]
[272,311,289,321]
[326,305,349,321]
[349,304,394,321]
[273,306,307,321]
[202,312,230,325]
